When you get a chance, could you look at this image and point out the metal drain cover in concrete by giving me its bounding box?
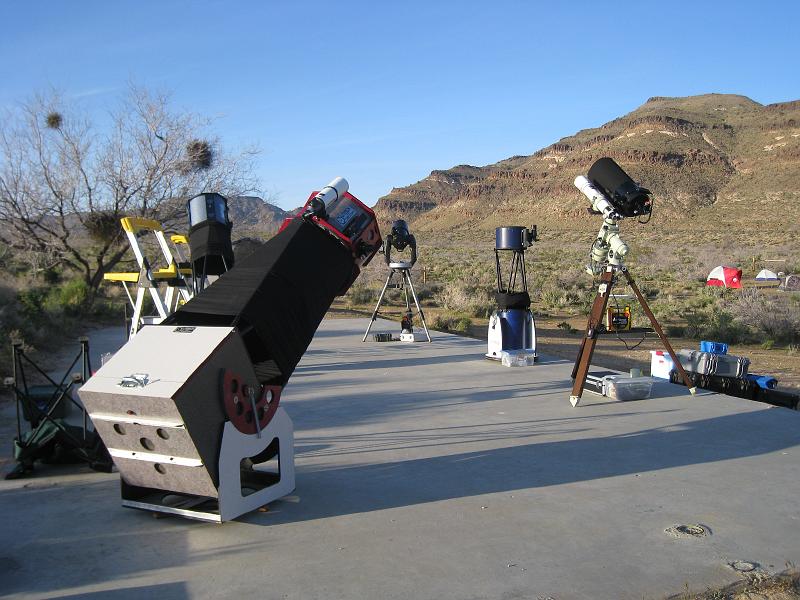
[729,560,759,573]
[665,523,712,538]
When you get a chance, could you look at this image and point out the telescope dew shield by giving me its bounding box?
[587,157,652,218]
[187,193,235,276]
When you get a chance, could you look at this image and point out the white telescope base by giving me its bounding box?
[486,310,537,361]
[121,409,295,523]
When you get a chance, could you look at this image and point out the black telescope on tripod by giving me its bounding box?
[363,219,431,343]
[569,157,694,408]
[384,220,417,267]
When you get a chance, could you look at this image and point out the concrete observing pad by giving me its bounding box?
[1,317,799,599]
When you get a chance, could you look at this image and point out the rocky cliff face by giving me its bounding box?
[374,94,800,235]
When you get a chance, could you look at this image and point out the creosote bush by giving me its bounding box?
[684,307,751,344]
[436,281,494,318]
[730,288,800,345]
[432,313,472,332]
[345,284,376,306]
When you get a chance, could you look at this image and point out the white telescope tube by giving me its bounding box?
[314,177,349,209]
[574,175,620,220]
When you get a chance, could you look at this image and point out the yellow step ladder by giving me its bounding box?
[103,217,193,337]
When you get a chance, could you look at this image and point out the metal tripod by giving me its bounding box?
[362,263,431,342]
[570,264,696,407]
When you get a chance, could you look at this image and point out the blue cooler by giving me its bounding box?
[700,340,728,355]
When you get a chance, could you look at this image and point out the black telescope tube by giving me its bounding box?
[164,217,354,386]
[587,157,651,218]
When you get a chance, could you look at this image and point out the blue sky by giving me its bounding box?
[1,1,798,209]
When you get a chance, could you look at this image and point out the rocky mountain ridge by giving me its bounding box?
[227,196,294,237]
[373,94,800,235]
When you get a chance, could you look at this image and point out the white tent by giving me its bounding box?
[755,269,780,281]
[780,274,800,291]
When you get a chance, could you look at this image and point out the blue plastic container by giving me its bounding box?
[746,374,778,390]
[700,340,728,355]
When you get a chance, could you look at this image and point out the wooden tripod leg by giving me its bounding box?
[621,268,696,395]
[570,269,614,407]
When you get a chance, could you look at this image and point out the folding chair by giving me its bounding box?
[4,337,112,479]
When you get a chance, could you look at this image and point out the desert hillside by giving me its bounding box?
[374,94,800,239]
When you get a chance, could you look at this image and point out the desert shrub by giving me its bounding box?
[684,308,751,344]
[413,283,442,306]
[385,287,404,303]
[539,286,564,310]
[556,321,577,333]
[17,279,91,319]
[17,287,48,322]
[1,277,119,366]
[436,281,494,318]
[432,313,472,332]
[666,324,686,337]
[345,284,376,306]
[730,288,800,345]
[536,282,592,313]
[44,279,89,314]
[637,284,659,300]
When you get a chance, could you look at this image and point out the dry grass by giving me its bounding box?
[345,230,800,388]
[665,567,800,600]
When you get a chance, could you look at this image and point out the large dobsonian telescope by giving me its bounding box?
[79,177,381,522]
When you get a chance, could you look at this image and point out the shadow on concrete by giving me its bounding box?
[258,408,800,525]
[51,581,190,599]
[0,477,201,598]
[287,377,586,430]
[295,350,484,374]
[293,410,666,458]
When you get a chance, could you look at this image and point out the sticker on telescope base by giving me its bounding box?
[222,369,281,435]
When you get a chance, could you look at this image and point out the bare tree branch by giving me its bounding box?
[0,85,259,300]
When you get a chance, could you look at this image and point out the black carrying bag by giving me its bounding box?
[495,291,531,310]
[188,221,235,276]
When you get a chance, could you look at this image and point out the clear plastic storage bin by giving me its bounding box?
[500,349,537,367]
[602,375,655,401]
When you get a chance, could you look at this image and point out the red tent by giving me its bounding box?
[707,266,742,288]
